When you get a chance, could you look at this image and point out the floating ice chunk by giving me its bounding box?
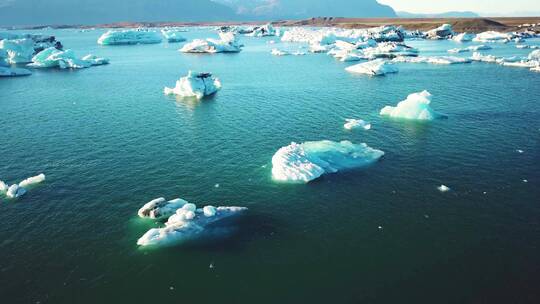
[203,206,217,217]
[426,24,454,39]
[29,47,108,69]
[473,31,512,43]
[0,38,35,63]
[380,90,445,121]
[345,59,398,76]
[393,56,471,65]
[271,48,290,56]
[529,50,540,61]
[138,197,188,219]
[18,173,45,188]
[164,71,221,100]
[0,66,32,77]
[6,184,26,198]
[246,24,276,37]
[137,205,247,247]
[271,140,384,183]
[344,119,371,130]
[97,29,162,45]
[180,32,242,53]
[452,32,475,42]
[531,65,540,72]
[161,29,186,43]
[0,180,8,192]
[437,185,450,192]
[471,52,499,63]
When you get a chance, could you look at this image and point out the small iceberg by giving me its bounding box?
[271,140,384,183]
[0,173,46,199]
[345,59,398,76]
[246,24,277,37]
[164,71,221,100]
[180,32,242,53]
[271,48,290,56]
[426,24,454,40]
[344,119,371,130]
[97,29,162,45]
[452,32,475,42]
[437,185,451,192]
[137,203,247,247]
[161,29,186,43]
[473,31,512,43]
[393,56,471,65]
[380,90,445,121]
[28,47,109,69]
[138,197,188,220]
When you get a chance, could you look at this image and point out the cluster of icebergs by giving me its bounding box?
[471,50,540,72]
[0,174,46,199]
[180,32,242,53]
[137,197,247,247]
[164,71,221,99]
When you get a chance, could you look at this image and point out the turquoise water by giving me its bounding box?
[1,28,539,303]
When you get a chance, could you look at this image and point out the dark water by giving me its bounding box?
[1,28,539,303]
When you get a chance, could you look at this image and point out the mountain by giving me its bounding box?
[215,0,396,19]
[0,0,237,26]
[397,11,480,18]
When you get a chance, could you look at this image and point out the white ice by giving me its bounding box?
[473,31,512,43]
[426,24,454,39]
[18,173,45,188]
[344,119,371,130]
[137,204,247,247]
[138,197,188,220]
[452,33,475,42]
[97,29,162,45]
[380,90,445,121]
[271,140,384,183]
[28,47,109,69]
[393,56,471,65]
[163,71,221,99]
[345,59,398,76]
[0,38,35,63]
[180,32,242,53]
[6,184,26,198]
[246,24,277,37]
[437,185,451,192]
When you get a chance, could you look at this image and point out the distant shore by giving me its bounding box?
[6,17,540,33]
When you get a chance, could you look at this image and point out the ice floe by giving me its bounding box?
[344,119,371,130]
[28,47,109,69]
[137,202,247,247]
[380,90,445,121]
[180,32,242,53]
[393,56,471,65]
[345,59,398,76]
[161,29,186,43]
[271,140,384,183]
[97,29,162,45]
[448,45,491,53]
[164,71,221,99]
[0,173,46,199]
[138,197,188,220]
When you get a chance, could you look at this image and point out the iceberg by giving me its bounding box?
[473,31,512,43]
[0,38,35,63]
[164,71,221,99]
[0,66,32,77]
[246,24,276,37]
[437,185,451,192]
[271,140,384,183]
[426,24,454,40]
[0,180,8,193]
[138,197,188,220]
[161,29,186,43]
[97,29,162,45]
[28,47,109,69]
[452,32,475,42]
[380,90,445,121]
[393,56,471,65]
[18,173,45,188]
[345,59,398,76]
[180,32,242,53]
[271,48,290,56]
[529,50,540,61]
[137,204,247,247]
[344,119,371,130]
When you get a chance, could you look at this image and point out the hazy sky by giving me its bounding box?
[378,0,540,14]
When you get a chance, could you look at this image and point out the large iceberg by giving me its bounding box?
[345,59,398,76]
[161,29,186,43]
[164,71,221,99]
[28,47,109,69]
[138,197,188,220]
[97,29,162,45]
[426,24,454,40]
[271,140,384,183]
[137,203,247,247]
[180,32,242,53]
[380,90,445,121]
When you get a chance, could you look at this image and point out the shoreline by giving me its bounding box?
[4,17,540,33]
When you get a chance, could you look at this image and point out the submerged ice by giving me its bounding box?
[272,140,384,183]
[164,71,221,99]
[380,90,445,121]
